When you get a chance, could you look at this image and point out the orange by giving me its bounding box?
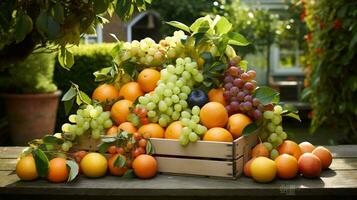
[203,127,233,142]
[138,123,165,138]
[208,88,227,106]
[92,84,120,103]
[132,154,157,179]
[80,153,107,178]
[47,157,69,183]
[275,154,298,179]
[250,157,277,183]
[138,68,160,92]
[16,155,38,181]
[118,122,137,133]
[298,153,322,178]
[251,143,269,158]
[119,82,144,101]
[164,121,183,139]
[200,102,228,128]
[278,140,302,160]
[312,146,332,169]
[106,125,119,136]
[227,113,252,139]
[111,99,133,124]
[299,141,316,153]
[108,154,127,176]
[243,158,255,177]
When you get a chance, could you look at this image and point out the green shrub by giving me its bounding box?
[54,43,115,131]
[0,52,57,93]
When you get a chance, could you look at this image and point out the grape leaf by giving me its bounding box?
[213,15,232,34]
[114,154,126,168]
[66,160,79,182]
[146,140,155,155]
[166,21,191,33]
[227,32,249,46]
[253,86,280,105]
[282,112,301,122]
[122,169,135,178]
[33,149,49,178]
[62,87,76,101]
[242,122,258,136]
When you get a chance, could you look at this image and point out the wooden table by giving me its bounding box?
[0,146,356,200]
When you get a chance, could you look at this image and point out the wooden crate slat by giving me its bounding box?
[155,156,235,178]
[151,138,233,159]
[233,135,258,159]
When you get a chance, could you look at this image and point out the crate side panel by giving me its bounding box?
[233,135,258,159]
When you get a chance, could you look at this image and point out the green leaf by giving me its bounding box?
[94,0,110,14]
[79,91,91,105]
[52,3,64,24]
[146,140,155,155]
[66,160,79,182]
[96,15,109,24]
[242,123,258,136]
[15,13,33,43]
[43,135,63,144]
[253,86,280,105]
[58,47,74,69]
[114,154,126,168]
[64,98,75,115]
[122,169,135,178]
[101,136,117,143]
[283,112,301,122]
[97,142,113,154]
[116,0,133,21]
[111,42,123,58]
[190,16,212,33]
[122,60,137,78]
[282,104,298,113]
[36,9,59,39]
[240,60,248,72]
[33,149,49,178]
[213,15,232,34]
[61,87,76,101]
[166,21,191,33]
[227,32,249,46]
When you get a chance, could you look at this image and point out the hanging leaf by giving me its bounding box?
[58,47,74,69]
[94,0,110,14]
[227,32,249,46]
[114,154,126,168]
[43,135,63,145]
[14,13,33,43]
[79,91,92,105]
[62,87,76,101]
[146,140,155,155]
[33,149,49,178]
[98,142,113,154]
[52,3,64,24]
[253,86,280,105]
[213,16,232,34]
[282,112,301,122]
[166,21,191,33]
[242,122,259,136]
[64,98,75,115]
[66,160,79,182]
[239,60,248,72]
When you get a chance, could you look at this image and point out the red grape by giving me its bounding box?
[228,66,240,77]
[230,87,239,96]
[224,82,233,90]
[233,78,244,87]
[244,95,252,102]
[241,73,250,81]
[247,70,256,79]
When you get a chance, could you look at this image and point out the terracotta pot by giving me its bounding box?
[1,91,61,145]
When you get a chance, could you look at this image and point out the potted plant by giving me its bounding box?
[0,52,61,145]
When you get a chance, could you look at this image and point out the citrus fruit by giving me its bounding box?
[298,153,322,178]
[203,127,233,142]
[251,143,269,158]
[275,154,298,179]
[132,154,157,179]
[80,153,107,178]
[200,102,228,128]
[92,84,120,103]
[312,146,332,169]
[111,99,133,125]
[119,82,144,101]
[250,157,277,183]
[243,158,255,177]
[106,125,119,136]
[208,88,227,106]
[47,157,69,183]
[227,113,252,139]
[16,155,38,181]
[278,140,302,160]
[299,141,316,153]
[108,154,127,176]
[138,68,160,92]
[138,123,165,138]
[164,121,183,139]
[118,122,137,133]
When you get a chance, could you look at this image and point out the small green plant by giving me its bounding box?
[0,52,57,93]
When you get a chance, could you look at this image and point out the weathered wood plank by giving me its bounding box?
[0,159,17,171]
[0,147,24,159]
[0,170,357,197]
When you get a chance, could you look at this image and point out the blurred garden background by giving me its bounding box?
[0,0,356,145]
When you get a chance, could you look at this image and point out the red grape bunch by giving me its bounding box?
[223,64,263,120]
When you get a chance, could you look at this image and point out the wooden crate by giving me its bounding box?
[150,134,257,179]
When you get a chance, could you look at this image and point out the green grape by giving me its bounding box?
[263,142,273,151]
[147,102,156,110]
[275,125,283,134]
[275,137,283,146]
[159,101,168,112]
[184,57,192,63]
[179,134,189,146]
[171,95,180,103]
[185,63,194,73]
[269,133,278,142]
[173,87,181,95]
[272,115,282,125]
[191,115,200,123]
[274,105,283,115]
[97,115,105,124]
[188,121,197,130]
[164,97,173,106]
[178,93,188,100]
[191,69,199,75]
[181,118,190,126]
[263,111,274,119]
[167,82,175,89]
[138,96,149,105]
[83,121,90,130]
[270,149,279,160]
[195,125,207,135]
[192,106,200,116]
[82,109,90,118]
[164,89,173,97]
[172,111,180,120]
[181,127,191,136]
[259,131,269,141]
[103,119,113,128]
[148,111,156,118]
[175,65,185,74]
[189,132,199,142]
[267,122,276,133]
[62,141,72,152]
[92,129,101,139]
[194,73,204,82]
[176,80,184,88]
[76,109,84,116]
[69,114,77,123]
[151,94,160,103]
[181,111,191,119]
[90,109,99,118]
[61,123,71,132]
[176,57,184,65]
[149,115,159,123]
[174,104,182,112]
[155,86,164,95]
[166,107,173,116]
[102,111,110,120]
[75,127,84,136]
[95,106,103,113]
[90,120,98,129]
[168,75,178,83]
[182,71,191,80]
[160,69,170,81]
[158,117,168,127]
[179,100,188,108]
[280,132,287,140]
[167,65,176,73]
[181,86,191,94]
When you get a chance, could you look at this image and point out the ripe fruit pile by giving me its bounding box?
[245,140,333,183]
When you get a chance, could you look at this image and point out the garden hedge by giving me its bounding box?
[54,43,115,131]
